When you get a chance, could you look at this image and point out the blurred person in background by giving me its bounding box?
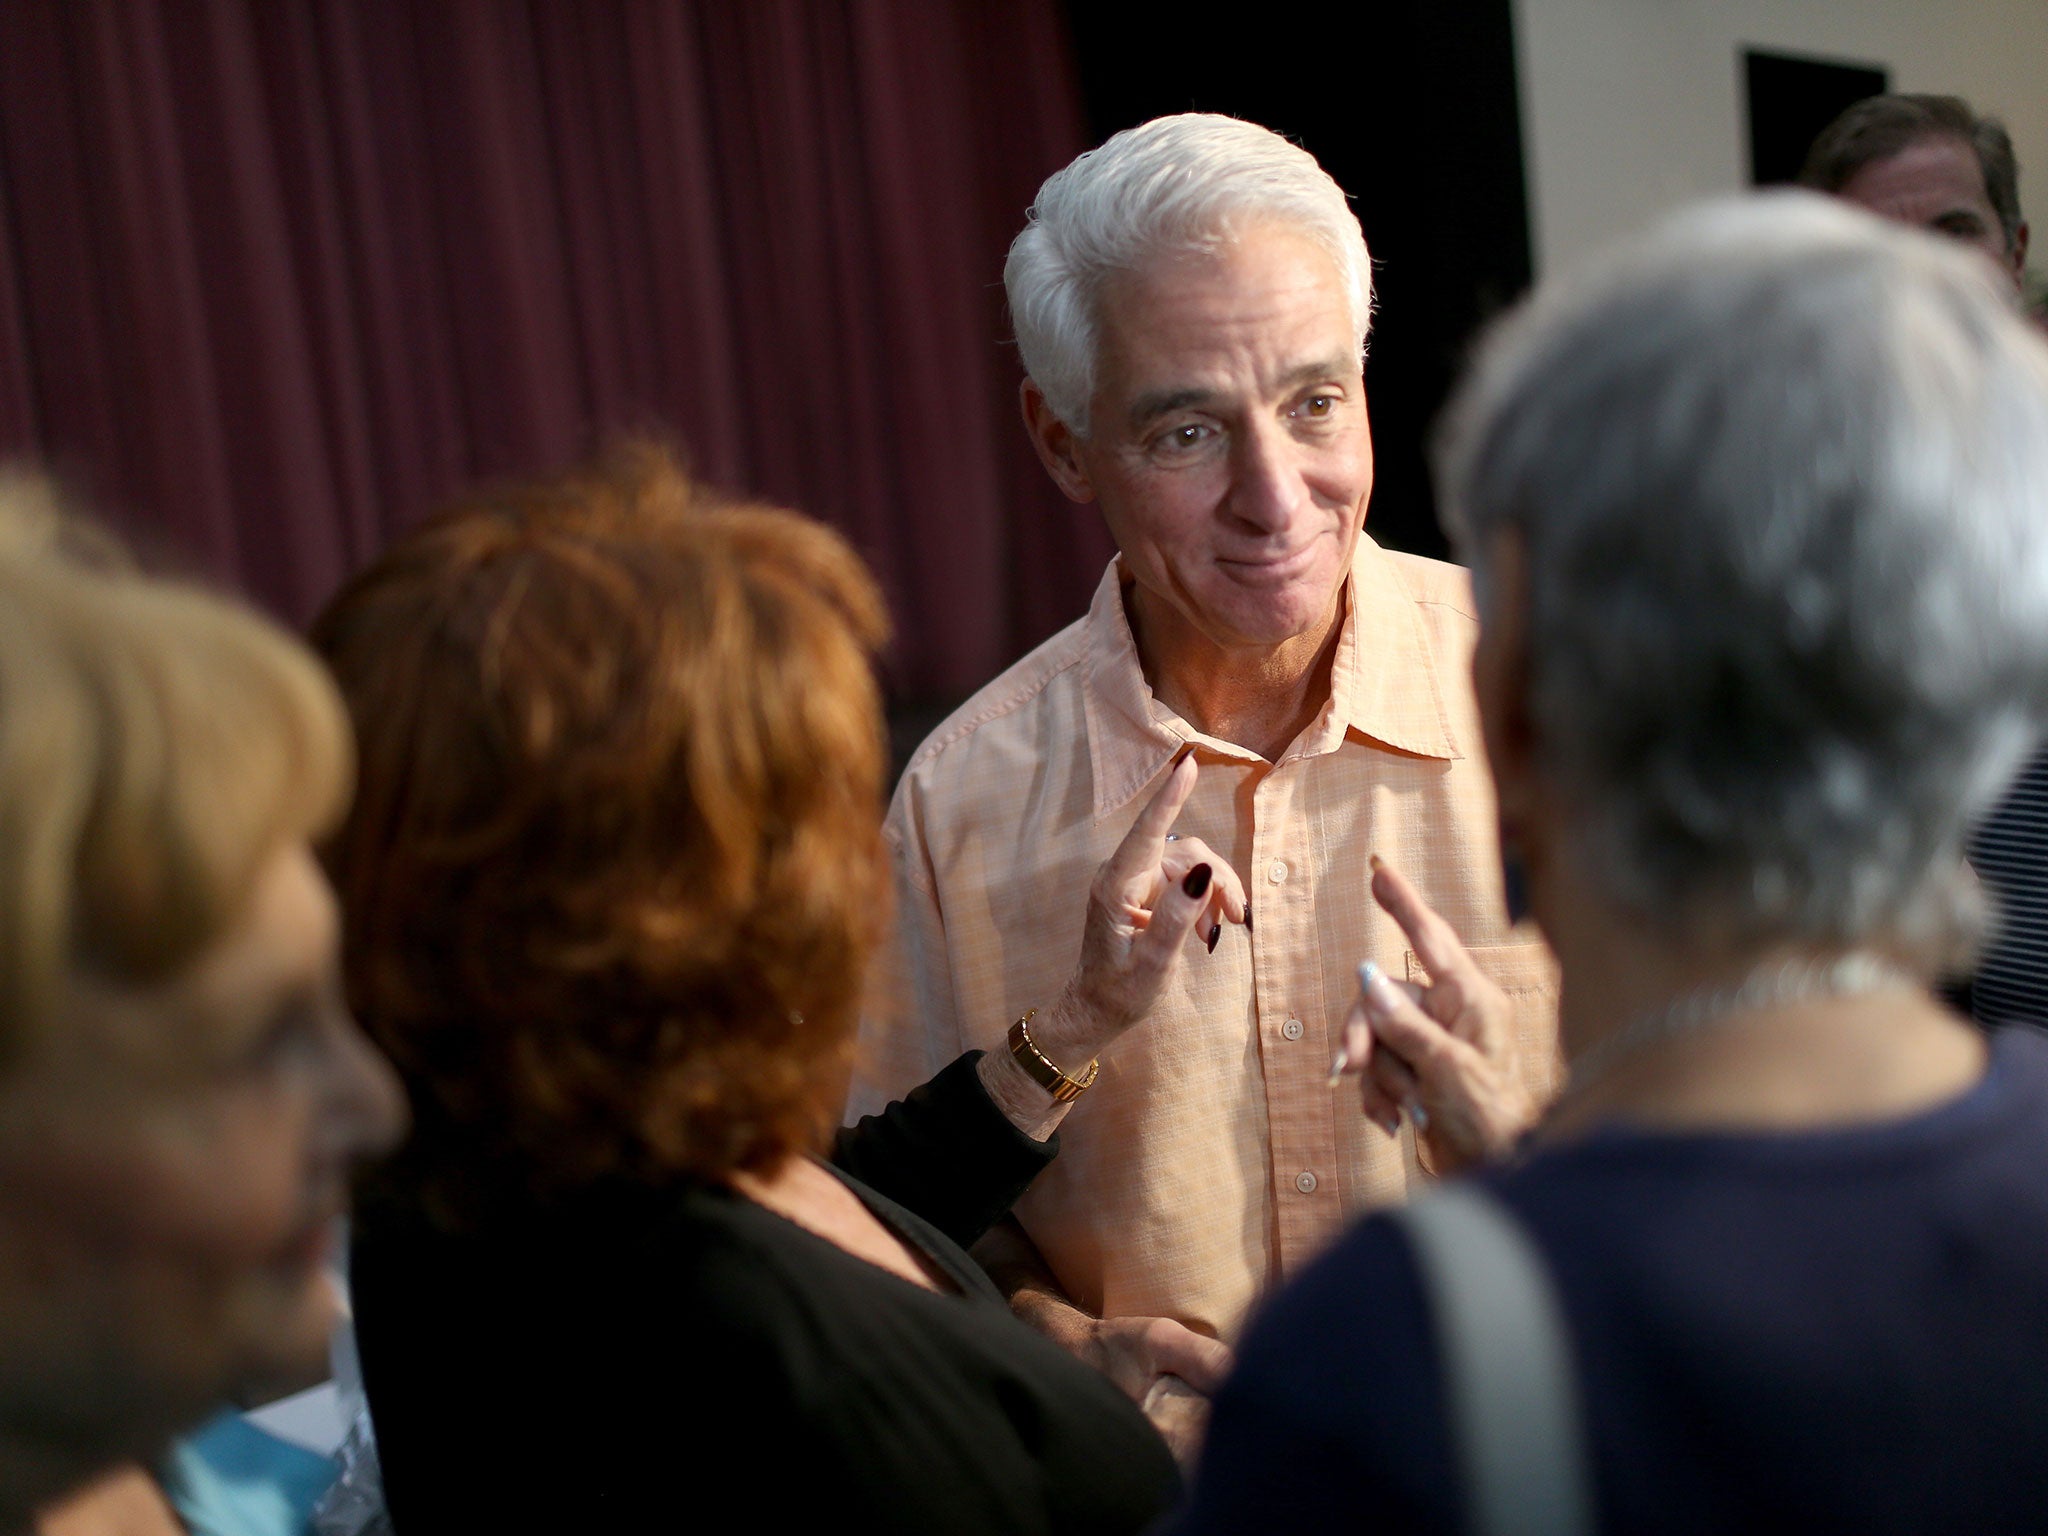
[1801,92,2029,298]
[315,445,1202,1532]
[1803,93,2048,1034]
[1171,194,2048,1531]
[0,483,404,1532]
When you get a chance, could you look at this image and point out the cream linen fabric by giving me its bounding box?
[850,536,1560,1342]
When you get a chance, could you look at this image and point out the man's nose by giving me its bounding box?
[1225,419,1307,534]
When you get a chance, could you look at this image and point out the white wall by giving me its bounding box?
[1512,0,2048,280]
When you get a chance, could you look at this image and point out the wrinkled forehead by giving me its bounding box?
[1092,227,1360,383]
[1840,135,2000,225]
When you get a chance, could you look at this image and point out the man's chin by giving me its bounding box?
[1206,582,1345,650]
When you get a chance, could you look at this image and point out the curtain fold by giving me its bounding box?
[0,0,1109,698]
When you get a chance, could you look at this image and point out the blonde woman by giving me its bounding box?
[0,487,404,1529]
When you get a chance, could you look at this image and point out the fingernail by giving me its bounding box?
[1357,959,1395,1015]
[1243,902,1252,933]
[1381,1111,1402,1136]
[1325,1046,1349,1087]
[1182,862,1212,899]
[1369,854,1386,875]
[1206,922,1221,953]
[1172,745,1195,769]
[1408,1101,1431,1133]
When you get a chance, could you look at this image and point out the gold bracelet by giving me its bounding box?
[1007,1008,1099,1104]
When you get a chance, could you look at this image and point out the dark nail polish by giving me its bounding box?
[1182,862,1213,899]
[1243,902,1253,933]
[1206,923,1221,953]
[1172,745,1195,769]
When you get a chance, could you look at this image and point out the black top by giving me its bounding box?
[354,1055,1175,1534]
[1169,1026,2048,1535]
[830,1049,1056,1250]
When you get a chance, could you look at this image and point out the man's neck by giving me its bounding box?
[1127,581,1347,764]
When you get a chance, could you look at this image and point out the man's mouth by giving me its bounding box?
[1218,538,1326,584]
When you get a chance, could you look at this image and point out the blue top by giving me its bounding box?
[1168,1025,2048,1534]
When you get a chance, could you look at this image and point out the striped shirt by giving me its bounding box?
[1964,746,2048,1028]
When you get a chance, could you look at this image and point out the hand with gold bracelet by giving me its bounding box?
[975,750,1248,1140]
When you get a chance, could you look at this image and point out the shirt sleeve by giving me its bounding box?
[829,1050,1058,1251]
[849,776,964,1116]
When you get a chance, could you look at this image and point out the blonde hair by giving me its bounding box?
[0,474,353,1057]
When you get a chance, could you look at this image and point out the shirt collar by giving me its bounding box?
[1081,534,1463,820]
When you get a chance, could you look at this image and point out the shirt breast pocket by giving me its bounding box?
[1403,937,1563,1097]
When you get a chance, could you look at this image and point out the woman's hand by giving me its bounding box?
[1030,752,1248,1068]
[1331,857,1537,1173]
[976,751,1246,1138]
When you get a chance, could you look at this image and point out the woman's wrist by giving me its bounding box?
[974,1047,1073,1142]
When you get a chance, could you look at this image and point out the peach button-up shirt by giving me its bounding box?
[850,536,1559,1341]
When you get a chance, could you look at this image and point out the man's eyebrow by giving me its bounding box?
[1125,357,1361,430]
[1280,356,1358,392]
[1127,387,1213,429]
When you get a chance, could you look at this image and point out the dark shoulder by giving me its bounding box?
[1174,1213,1455,1536]
[357,1178,1178,1535]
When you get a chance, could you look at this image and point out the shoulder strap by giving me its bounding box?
[1390,1183,1596,1536]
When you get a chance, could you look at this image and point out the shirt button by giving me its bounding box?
[1295,1170,1319,1194]
[1268,860,1289,884]
[1281,1018,1304,1041]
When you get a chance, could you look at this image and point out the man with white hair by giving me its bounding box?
[852,114,1558,1437]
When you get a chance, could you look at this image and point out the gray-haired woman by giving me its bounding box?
[1168,193,2048,1533]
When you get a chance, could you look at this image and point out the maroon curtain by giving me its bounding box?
[0,0,1112,699]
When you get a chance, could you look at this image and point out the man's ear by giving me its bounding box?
[1021,379,1097,505]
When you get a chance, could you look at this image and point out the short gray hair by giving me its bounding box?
[1437,192,2048,966]
[1006,114,1374,435]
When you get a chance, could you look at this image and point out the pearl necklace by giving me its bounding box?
[1566,951,1908,1094]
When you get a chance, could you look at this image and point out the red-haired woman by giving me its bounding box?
[316,447,1238,1532]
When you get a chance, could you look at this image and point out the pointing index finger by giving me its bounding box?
[1369,855,1471,985]
[1108,749,1198,885]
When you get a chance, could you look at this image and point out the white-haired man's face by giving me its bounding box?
[1026,222,1372,666]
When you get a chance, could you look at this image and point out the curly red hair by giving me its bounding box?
[314,444,890,1217]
